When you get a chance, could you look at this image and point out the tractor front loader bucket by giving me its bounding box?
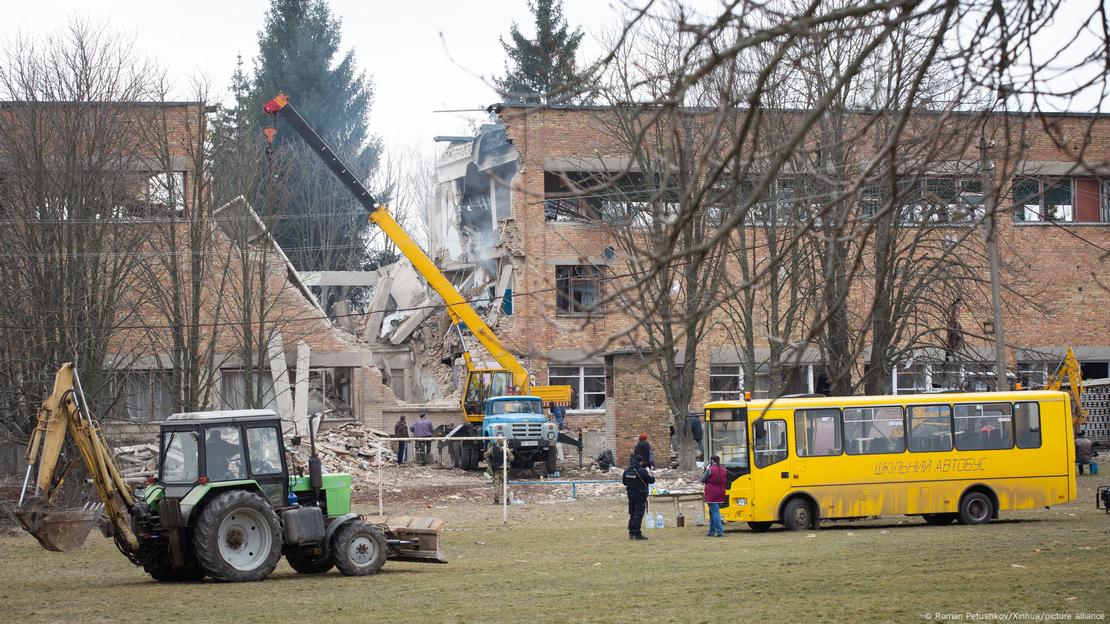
[368,515,448,564]
[15,497,101,553]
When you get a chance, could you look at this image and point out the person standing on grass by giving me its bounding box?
[622,453,655,540]
[393,416,408,465]
[411,413,434,465]
[702,455,727,537]
[1075,430,1094,475]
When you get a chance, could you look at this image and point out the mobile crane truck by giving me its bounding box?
[263,93,577,474]
[16,363,445,582]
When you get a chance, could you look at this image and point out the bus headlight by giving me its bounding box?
[735,498,747,507]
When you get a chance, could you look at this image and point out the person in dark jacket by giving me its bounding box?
[393,416,408,465]
[1075,430,1095,475]
[686,412,705,460]
[622,453,655,540]
[633,433,655,468]
[702,455,728,537]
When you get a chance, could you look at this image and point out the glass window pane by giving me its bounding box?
[205,426,245,481]
[753,419,788,468]
[908,405,952,452]
[954,403,1013,450]
[710,420,748,469]
[1015,402,1042,449]
[161,430,198,483]
[844,406,905,454]
[794,408,842,457]
[246,427,282,475]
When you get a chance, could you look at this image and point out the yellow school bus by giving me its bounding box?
[704,390,1076,531]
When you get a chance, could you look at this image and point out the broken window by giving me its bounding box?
[220,369,279,411]
[549,365,606,410]
[1012,177,1074,222]
[147,171,186,214]
[555,265,603,315]
[1017,361,1051,389]
[709,365,742,402]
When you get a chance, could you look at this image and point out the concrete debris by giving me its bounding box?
[111,443,159,479]
[287,421,397,489]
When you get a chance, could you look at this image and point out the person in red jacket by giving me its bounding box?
[702,455,728,537]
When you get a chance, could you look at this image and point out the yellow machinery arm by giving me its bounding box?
[1043,348,1089,428]
[263,93,570,406]
[17,363,139,553]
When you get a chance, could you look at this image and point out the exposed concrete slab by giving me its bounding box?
[293,341,310,437]
[267,332,296,434]
[389,262,424,310]
[390,297,434,345]
[363,274,393,343]
[299,270,380,287]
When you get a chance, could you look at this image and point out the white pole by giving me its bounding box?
[501,438,508,525]
[377,444,384,517]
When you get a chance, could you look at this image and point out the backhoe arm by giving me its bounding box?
[1044,348,1089,428]
[17,363,139,553]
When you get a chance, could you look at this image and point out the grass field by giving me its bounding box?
[1,478,1108,624]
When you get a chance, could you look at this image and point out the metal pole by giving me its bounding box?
[18,464,33,506]
[980,133,1008,391]
[377,444,384,517]
[501,438,508,525]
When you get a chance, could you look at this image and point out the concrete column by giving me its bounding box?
[293,341,310,436]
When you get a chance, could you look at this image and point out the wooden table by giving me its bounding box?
[647,490,704,522]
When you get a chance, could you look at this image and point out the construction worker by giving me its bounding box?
[484,439,514,504]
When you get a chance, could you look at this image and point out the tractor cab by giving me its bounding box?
[158,410,288,508]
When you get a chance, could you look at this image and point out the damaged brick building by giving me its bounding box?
[429,104,1110,459]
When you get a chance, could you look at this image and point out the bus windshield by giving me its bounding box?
[708,408,749,469]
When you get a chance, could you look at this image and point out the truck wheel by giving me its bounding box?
[331,520,388,576]
[286,548,334,574]
[957,491,994,525]
[462,446,480,471]
[545,447,558,474]
[193,490,282,582]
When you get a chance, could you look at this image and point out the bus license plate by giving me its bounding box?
[520,440,538,446]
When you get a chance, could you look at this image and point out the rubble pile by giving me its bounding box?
[287,421,397,487]
[112,444,159,479]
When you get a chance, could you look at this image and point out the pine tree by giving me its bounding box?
[211,0,381,297]
[495,0,586,104]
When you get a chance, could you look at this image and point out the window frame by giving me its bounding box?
[752,418,789,468]
[952,402,1015,451]
[548,365,606,411]
[245,426,285,477]
[793,408,843,457]
[1012,176,1075,223]
[709,365,743,402]
[907,404,954,453]
[842,405,906,455]
[1014,402,1043,449]
[555,264,604,316]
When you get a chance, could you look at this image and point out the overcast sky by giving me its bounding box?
[0,0,626,153]
[3,1,1106,158]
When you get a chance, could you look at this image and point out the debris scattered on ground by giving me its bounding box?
[111,444,158,479]
[287,421,397,483]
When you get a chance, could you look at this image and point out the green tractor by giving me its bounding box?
[16,364,446,582]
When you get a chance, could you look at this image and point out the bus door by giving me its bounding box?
[751,416,791,501]
[707,408,749,512]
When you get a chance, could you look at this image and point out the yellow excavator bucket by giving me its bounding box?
[15,498,101,553]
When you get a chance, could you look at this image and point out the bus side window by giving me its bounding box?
[1015,402,1041,449]
[753,419,788,468]
[907,405,952,452]
[794,408,842,457]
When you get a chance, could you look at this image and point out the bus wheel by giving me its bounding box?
[747,521,773,532]
[957,491,994,525]
[922,513,957,526]
[781,498,814,531]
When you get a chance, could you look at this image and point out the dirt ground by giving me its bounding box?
[1,465,1107,623]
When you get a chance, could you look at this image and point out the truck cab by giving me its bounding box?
[482,396,559,473]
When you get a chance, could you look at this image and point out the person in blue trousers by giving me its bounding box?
[702,455,727,537]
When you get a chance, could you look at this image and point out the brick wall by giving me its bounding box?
[607,351,672,463]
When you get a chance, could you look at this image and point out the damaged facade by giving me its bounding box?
[428,105,1110,456]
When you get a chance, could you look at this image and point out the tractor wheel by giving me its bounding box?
[922,513,957,526]
[331,520,388,577]
[193,490,282,582]
[143,554,206,582]
[286,548,334,574]
[545,447,558,475]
